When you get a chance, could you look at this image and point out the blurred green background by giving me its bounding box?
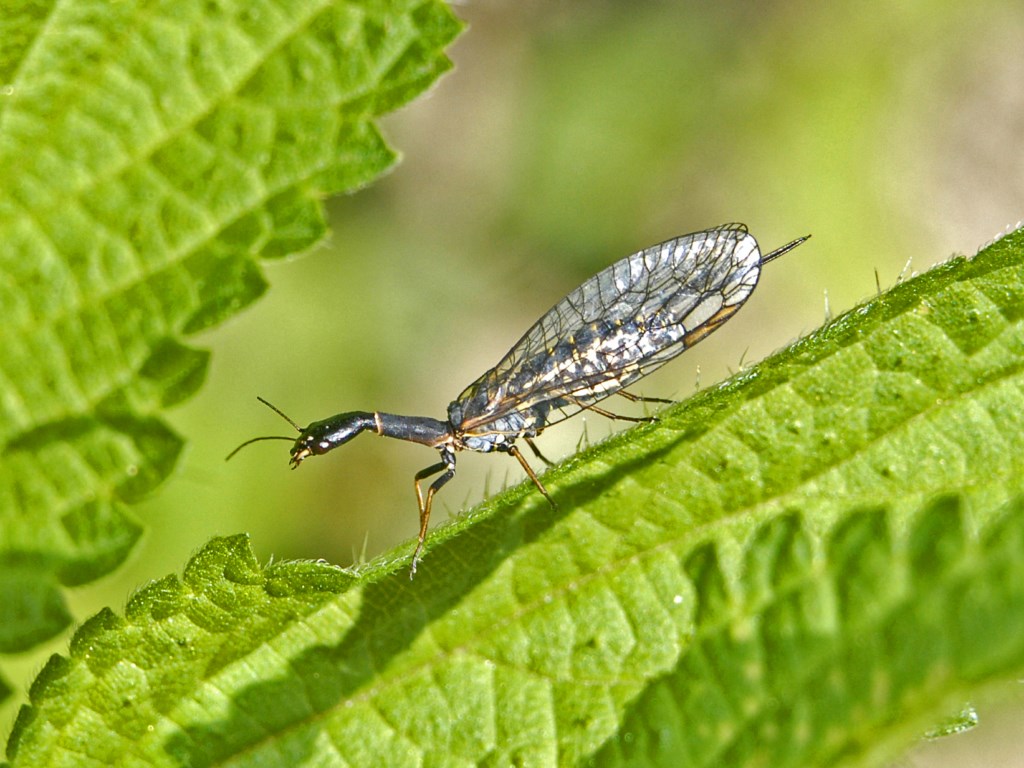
[7,1,1024,762]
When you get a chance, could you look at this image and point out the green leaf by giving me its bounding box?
[0,673,11,709]
[7,229,1024,766]
[923,704,979,739]
[0,0,463,649]
[0,561,71,653]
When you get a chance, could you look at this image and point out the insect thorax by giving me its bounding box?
[448,400,544,454]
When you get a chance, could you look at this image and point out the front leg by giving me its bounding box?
[410,447,457,575]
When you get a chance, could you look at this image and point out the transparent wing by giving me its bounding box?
[452,223,765,434]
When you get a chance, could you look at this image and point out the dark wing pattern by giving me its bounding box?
[451,224,765,436]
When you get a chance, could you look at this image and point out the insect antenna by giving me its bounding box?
[224,396,304,461]
[256,396,304,431]
[225,435,295,461]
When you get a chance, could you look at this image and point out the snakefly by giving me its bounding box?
[229,223,810,573]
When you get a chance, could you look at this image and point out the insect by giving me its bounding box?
[229,223,809,573]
